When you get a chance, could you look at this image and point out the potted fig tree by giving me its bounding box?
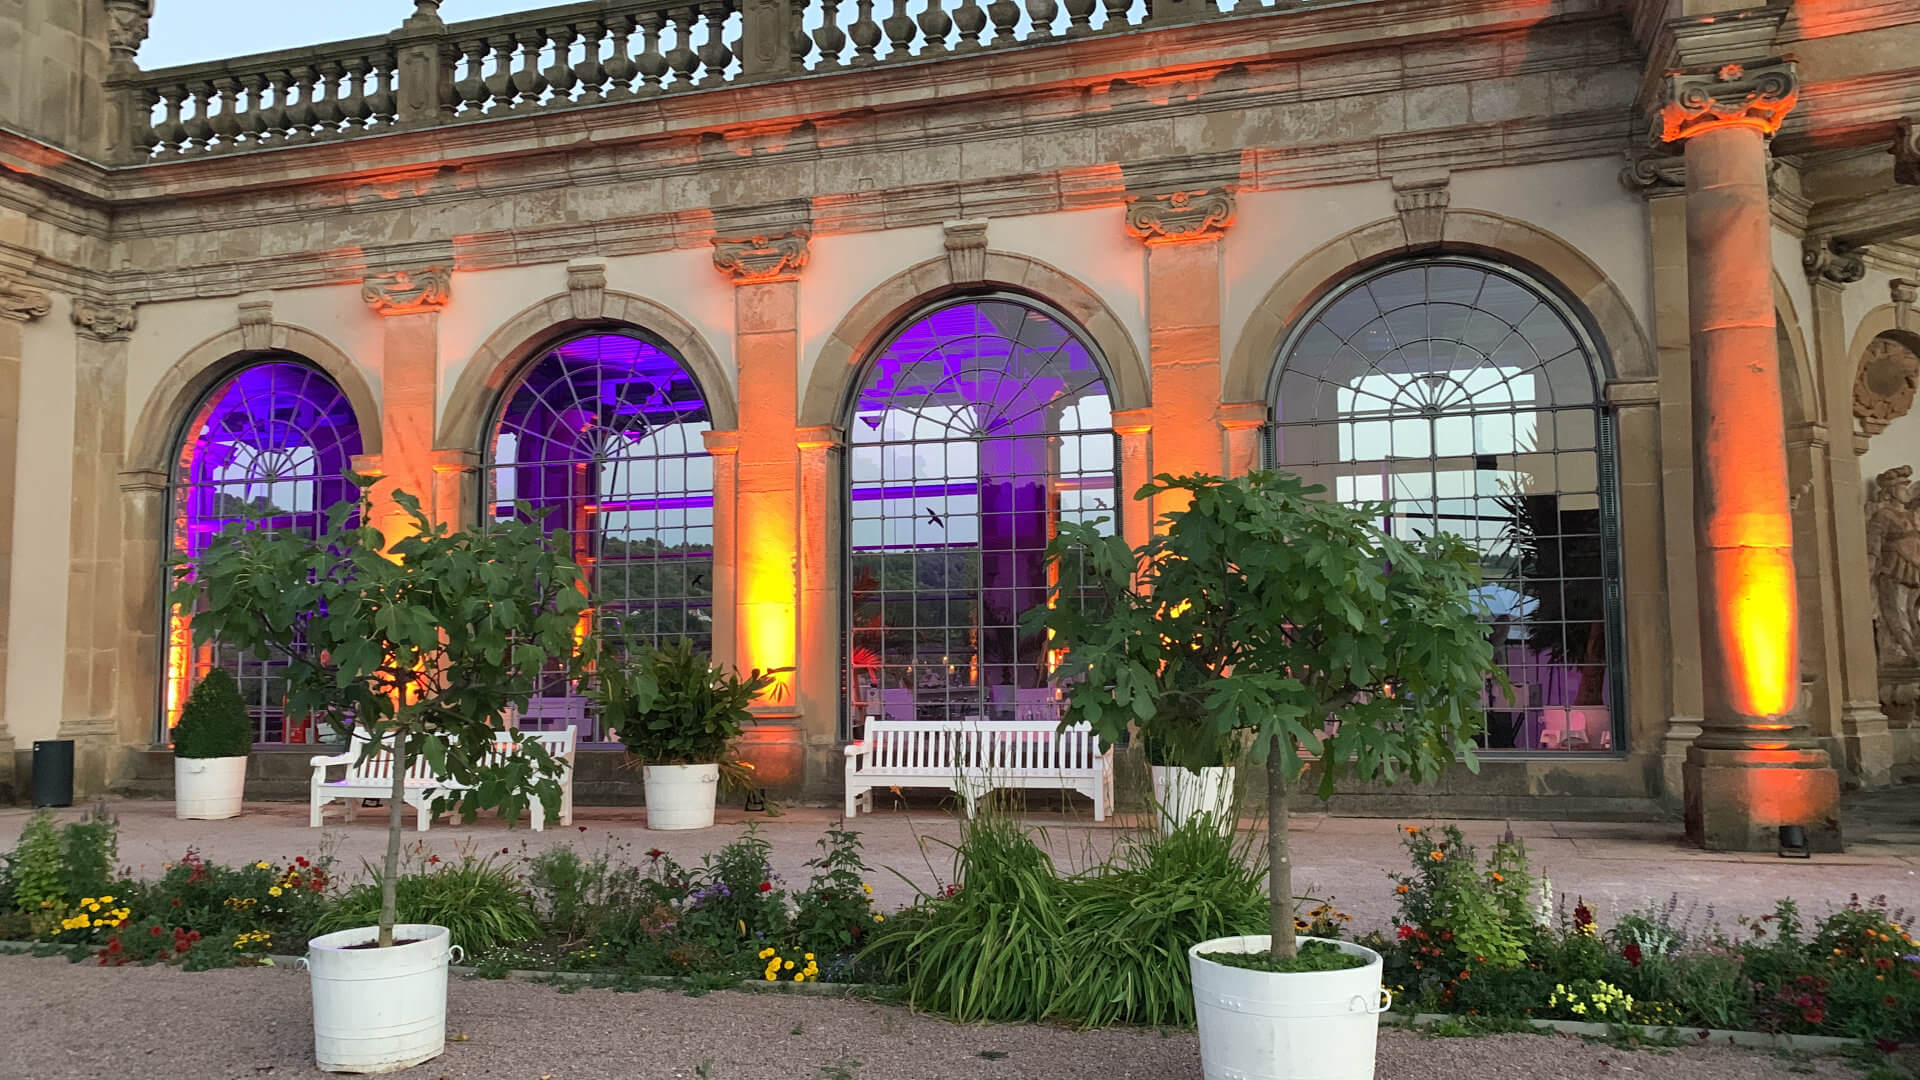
[171,667,253,820]
[593,637,779,831]
[1035,472,1495,1080]
[172,484,590,1074]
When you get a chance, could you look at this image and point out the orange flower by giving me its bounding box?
[1404,826,1421,835]
[1490,873,1504,883]
[1395,884,1410,895]
[1429,851,1445,862]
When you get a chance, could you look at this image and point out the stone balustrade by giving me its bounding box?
[109,0,1320,162]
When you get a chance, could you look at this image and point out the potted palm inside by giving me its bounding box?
[171,667,254,820]
[172,484,590,1074]
[1035,472,1495,1080]
[594,637,780,830]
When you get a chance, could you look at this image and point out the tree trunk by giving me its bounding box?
[378,734,406,948]
[1267,734,1295,959]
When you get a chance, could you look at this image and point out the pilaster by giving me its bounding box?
[1216,401,1266,479]
[0,276,49,798]
[361,265,450,543]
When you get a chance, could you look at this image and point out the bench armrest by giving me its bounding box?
[309,749,355,768]
[843,740,869,758]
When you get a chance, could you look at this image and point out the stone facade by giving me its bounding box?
[1,0,1916,830]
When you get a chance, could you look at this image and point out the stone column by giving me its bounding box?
[712,232,809,797]
[116,469,168,776]
[794,426,842,800]
[1110,409,1153,544]
[0,275,49,796]
[428,449,479,531]
[361,265,450,544]
[61,301,137,797]
[701,430,742,676]
[1217,401,1266,477]
[1657,53,1842,850]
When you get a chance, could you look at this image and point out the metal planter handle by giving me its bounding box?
[449,944,464,966]
[1350,989,1393,1014]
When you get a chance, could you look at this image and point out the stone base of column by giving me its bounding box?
[1683,744,1843,852]
[1837,703,1894,787]
[735,712,807,802]
[1660,717,1703,808]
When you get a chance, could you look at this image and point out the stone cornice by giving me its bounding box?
[361,266,451,315]
[0,278,51,322]
[70,299,137,340]
[1652,57,1799,146]
[711,232,809,284]
[1124,187,1236,244]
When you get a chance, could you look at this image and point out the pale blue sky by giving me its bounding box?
[141,1,533,69]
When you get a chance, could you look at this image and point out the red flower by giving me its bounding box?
[295,856,310,868]
[170,898,181,907]
[1802,1008,1824,1025]
[1876,1038,1901,1054]
[106,939,122,953]
[1573,903,1593,929]
[647,849,665,861]
[1397,925,1415,940]
[759,881,773,893]
[1622,944,1643,967]
[428,855,441,865]
[578,825,588,832]
[150,926,163,937]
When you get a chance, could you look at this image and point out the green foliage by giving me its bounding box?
[596,638,780,765]
[1199,940,1368,973]
[1389,825,1532,971]
[788,827,879,961]
[5,814,65,914]
[171,667,253,759]
[315,853,541,955]
[58,807,119,903]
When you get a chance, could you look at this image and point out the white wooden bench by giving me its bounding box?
[844,719,1112,820]
[309,726,577,831]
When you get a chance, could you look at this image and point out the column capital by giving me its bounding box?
[362,266,451,315]
[117,467,169,495]
[795,425,842,452]
[105,1,153,69]
[1803,236,1865,287]
[428,447,480,474]
[71,299,137,341]
[0,278,51,323]
[711,231,809,284]
[702,428,745,455]
[1652,57,1798,146]
[1604,377,1662,407]
[1124,187,1235,245]
[1619,149,1687,196]
[1214,400,1266,431]
[1111,407,1152,436]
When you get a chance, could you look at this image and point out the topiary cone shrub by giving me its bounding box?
[173,668,253,759]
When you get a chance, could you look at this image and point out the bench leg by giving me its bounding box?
[310,792,328,828]
[529,796,545,832]
[559,782,573,827]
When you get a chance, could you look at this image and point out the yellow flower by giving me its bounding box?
[793,974,805,983]
[99,896,114,904]
[804,953,814,961]
[874,915,884,923]
[268,887,283,898]
[81,898,95,906]
[254,861,270,870]
[764,972,777,982]
[784,960,795,970]
[861,883,873,895]
[759,948,775,959]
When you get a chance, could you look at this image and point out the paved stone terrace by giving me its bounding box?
[4,792,1916,932]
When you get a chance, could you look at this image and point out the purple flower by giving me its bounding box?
[1904,953,1920,965]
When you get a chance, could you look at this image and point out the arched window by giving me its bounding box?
[1269,258,1624,752]
[844,296,1116,735]
[488,330,715,736]
[166,359,364,744]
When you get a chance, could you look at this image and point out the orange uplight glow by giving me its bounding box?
[1718,547,1798,718]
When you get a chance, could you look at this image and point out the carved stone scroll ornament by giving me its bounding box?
[1867,466,1920,666]
[1855,335,1920,437]
[711,232,810,284]
[1123,188,1235,244]
[361,266,451,315]
[1804,237,1866,286]
[70,300,137,341]
[1652,58,1799,145]
[1619,150,1686,195]
[0,278,51,322]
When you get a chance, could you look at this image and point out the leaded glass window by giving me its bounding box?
[166,359,364,744]
[1269,258,1625,751]
[844,296,1117,736]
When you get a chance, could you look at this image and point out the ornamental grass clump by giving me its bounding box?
[316,852,540,955]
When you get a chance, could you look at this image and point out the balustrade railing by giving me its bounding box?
[111,0,1334,161]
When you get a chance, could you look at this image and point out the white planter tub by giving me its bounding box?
[644,762,720,830]
[174,754,248,820]
[1189,934,1389,1080]
[307,923,460,1074]
[1150,764,1235,835]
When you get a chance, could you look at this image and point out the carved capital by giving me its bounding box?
[238,296,274,351]
[1124,187,1235,244]
[566,259,607,321]
[1856,335,1920,437]
[1619,150,1687,195]
[1804,237,1865,287]
[711,232,809,284]
[70,300,137,341]
[361,266,451,315]
[1653,57,1798,145]
[943,220,989,284]
[1895,119,1919,187]
[0,278,51,322]
[105,1,153,65]
[1391,175,1449,248]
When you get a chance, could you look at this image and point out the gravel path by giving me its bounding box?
[0,954,1867,1080]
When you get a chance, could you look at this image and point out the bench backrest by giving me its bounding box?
[862,720,1104,776]
[342,726,577,782]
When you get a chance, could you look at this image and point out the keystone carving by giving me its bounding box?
[567,260,607,320]
[1652,58,1799,145]
[1856,335,1920,437]
[71,300,137,341]
[238,297,274,351]
[1391,176,1449,248]
[943,220,988,283]
[711,232,809,283]
[1124,187,1235,244]
[0,279,51,323]
[1804,237,1865,286]
[1895,119,1919,187]
[361,266,451,315]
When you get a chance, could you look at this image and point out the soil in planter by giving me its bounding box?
[1200,940,1369,973]
[342,939,423,950]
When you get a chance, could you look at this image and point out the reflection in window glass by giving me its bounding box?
[166,360,364,744]
[490,332,715,740]
[1272,260,1622,751]
[844,298,1116,736]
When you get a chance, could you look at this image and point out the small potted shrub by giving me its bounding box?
[594,638,779,831]
[1038,472,1495,1080]
[174,485,589,1074]
[171,667,253,820]
[1143,732,1238,836]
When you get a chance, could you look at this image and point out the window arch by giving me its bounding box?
[843,295,1116,735]
[487,330,715,735]
[1268,257,1625,752]
[166,358,365,744]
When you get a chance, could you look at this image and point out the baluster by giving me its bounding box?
[953,0,985,50]
[134,87,162,159]
[366,54,397,129]
[341,57,372,133]
[235,73,267,147]
[258,70,291,145]
[881,0,917,57]
[603,16,639,98]
[483,36,517,112]
[1026,0,1058,39]
[284,65,317,141]
[696,2,732,87]
[453,39,488,115]
[1098,0,1131,30]
[153,84,188,156]
[849,0,881,65]
[207,76,242,152]
[918,0,952,54]
[545,25,578,104]
[311,61,344,138]
[182,81,214,154]
[573,19,607,102]
[813,0,847,68]
[664,8,699,90]
[986,0,1020,46]
[1065,0,1094,35]
[510,30,548,111]
[635,12,668,95]
[790,0,814,69]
